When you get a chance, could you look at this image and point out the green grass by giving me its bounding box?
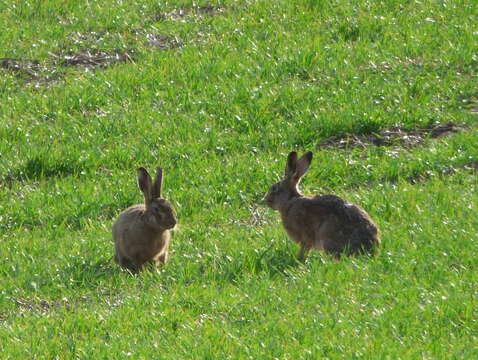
[1,0,477,358]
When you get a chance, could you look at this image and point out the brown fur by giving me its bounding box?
[113,166,176,273]
[265,151,380,260]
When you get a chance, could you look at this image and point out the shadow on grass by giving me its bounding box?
[2,258,124,318]
[205,246,303,284]
[56,246,304,289]
[57,257,123,289]
[255,247,304,277]
[1,155,85,187]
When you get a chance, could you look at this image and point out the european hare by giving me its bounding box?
[264,151,380,260]
[113,166,176,273]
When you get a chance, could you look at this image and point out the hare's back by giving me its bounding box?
[311,195,379,253]
[311,195,373,225]
[113,204,147,239]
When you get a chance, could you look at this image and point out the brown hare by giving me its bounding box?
[264,151,380,260]
[113,166,176,273]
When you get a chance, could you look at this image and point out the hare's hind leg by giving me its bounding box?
[113,241,124,265]
[297,245,310,262]
[155,250,169,267]
[116,255,140,273]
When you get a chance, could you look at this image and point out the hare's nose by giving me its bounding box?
[166,219,177,229]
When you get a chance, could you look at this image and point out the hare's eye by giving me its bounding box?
[272,184,279,192]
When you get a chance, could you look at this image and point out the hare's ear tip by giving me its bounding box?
[287,151,298,161]
[138,167,151,178]
[155,166,163,180]
[305,151,313,159]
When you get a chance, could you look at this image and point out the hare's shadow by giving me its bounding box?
[213,244,304,283]
[57,246,304,288]
[255,246,304,277]
[58,257,122,288]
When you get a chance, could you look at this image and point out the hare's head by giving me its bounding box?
[264,151,313,210]
[138,166,177,229]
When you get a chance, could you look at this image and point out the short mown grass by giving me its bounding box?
[1,0,477,358]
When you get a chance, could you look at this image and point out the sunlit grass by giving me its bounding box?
[1,0,477,358]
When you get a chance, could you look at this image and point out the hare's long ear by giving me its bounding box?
[288,151,313,185]
[138,167,153,209]
[294,152,313,182]
[285,151,298,179]
[152,166,163,199]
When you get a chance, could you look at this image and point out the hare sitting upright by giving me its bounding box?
[113,166,176,273]
[264,151,380,260]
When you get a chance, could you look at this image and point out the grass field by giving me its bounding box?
[1,0,477,358]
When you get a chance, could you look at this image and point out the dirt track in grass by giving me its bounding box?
[317,122,470,150]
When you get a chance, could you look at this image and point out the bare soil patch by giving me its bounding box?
[447,161,478,174]
[0,58,41,78]
[56,50,134,69]
[462,95,478,115]
[155,5,224,21]
[14,297,52,314]
[317,122,467,150]
[11,295,95,316]
[407,161,478,184]
[465,161,478,171]
[0,57,62,87]
[145,33,183,49]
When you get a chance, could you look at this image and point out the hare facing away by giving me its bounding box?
[113,166,176,273]
[264,151,380,260]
